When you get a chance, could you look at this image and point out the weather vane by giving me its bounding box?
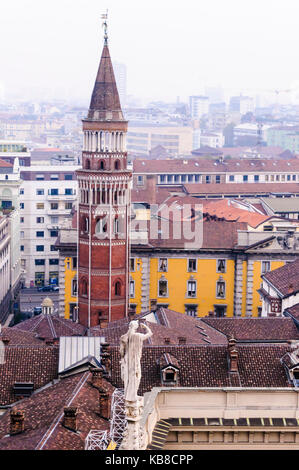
[101,10,108,44]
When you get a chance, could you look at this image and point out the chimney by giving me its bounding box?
[10,409,25,435]
[62,407,78,432]
[89,367,104,389]
[288,284,294,294]
[178,336,186,345]
[228,337,237,351]
[164,337,171,345]
[228,339,238,373]
[150,299,157,313]
[101,343,111,377]
[146,175,157,205]
[99,391,111,420]
[102,318,110,328]
[128,308,135,320]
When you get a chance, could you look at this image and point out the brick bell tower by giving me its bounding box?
[76,21,132,328]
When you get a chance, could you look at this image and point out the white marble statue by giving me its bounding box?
[120,320,152,402]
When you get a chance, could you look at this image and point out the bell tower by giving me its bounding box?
[76,18,132,328]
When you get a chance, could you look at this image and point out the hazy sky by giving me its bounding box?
[1,0,299,104]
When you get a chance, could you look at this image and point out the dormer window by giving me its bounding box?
[158,353,180,386]
[162,367,178,384]
[293,371,299,387]
[13,382,34,398]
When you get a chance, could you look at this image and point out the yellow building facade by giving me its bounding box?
[58,218,299,320]
[129,253,286,318]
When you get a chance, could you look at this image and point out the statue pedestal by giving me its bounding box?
[119,396,145,450]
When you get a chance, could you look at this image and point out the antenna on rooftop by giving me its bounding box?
[101,10,109,45]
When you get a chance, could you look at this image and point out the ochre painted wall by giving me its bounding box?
[64,257,77,319]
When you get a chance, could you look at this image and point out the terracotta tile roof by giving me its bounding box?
[147,219,247,250]
[0,345,59,406]
[13,314,87,340]
[201,199,270,228]
[0,327,43,345]
[0,371,113,450]
[90,309,227,346]
[131,187,171,205]
[109,343,291,392]
[0,159,13,168]
[285,303,299,320]
[201,317,299,341]
[133,158,299,174]
[262,258,299,297]
[154,308,227,345]
[184,183,299,196]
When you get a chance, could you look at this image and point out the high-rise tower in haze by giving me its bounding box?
[76,24,132,329]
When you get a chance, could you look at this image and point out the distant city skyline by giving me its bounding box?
[1,0,299,104]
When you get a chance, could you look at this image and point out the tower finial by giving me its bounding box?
[101,10,108,45]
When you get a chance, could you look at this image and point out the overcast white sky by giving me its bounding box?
[1,0,299,104]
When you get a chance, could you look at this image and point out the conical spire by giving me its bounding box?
[87,43,124,121]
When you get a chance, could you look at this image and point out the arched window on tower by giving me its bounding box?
[85,159,90,170]
[81,279,88,296]
[114,281,121,296]
[82,216,89,233]
[95,216,108,235]
[114,160,120,170]
[113,217,119,234]
[99,160,105,170]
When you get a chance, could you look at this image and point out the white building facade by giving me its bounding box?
[19,165,79,288]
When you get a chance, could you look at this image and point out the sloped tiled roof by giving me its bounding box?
[133,158,299,174]
[185,183,299,196]
[0,345,59,406]
[0,159,13,168]
[0,327,44,346]
[109,343,291,393]
[147,219,247,250]
[13,314,87,340]
[262,258,299,297]
[201,199,270,228]
[201,317,299,341]
[285,303,299,320]
[90,308,227,346]
[0,371,114,450]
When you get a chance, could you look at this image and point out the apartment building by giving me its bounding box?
[19,165,79,287]
[0,140,31,167]
[133,158,299,188]
[127,125,193,156]
[0,216,11,323]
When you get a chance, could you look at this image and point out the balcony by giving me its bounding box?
[46,224,62,230]
[47,191,76,201]
[46,209,72,216]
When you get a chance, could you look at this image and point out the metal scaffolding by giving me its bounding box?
[110,388,126,445]
[85,389,126,450]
